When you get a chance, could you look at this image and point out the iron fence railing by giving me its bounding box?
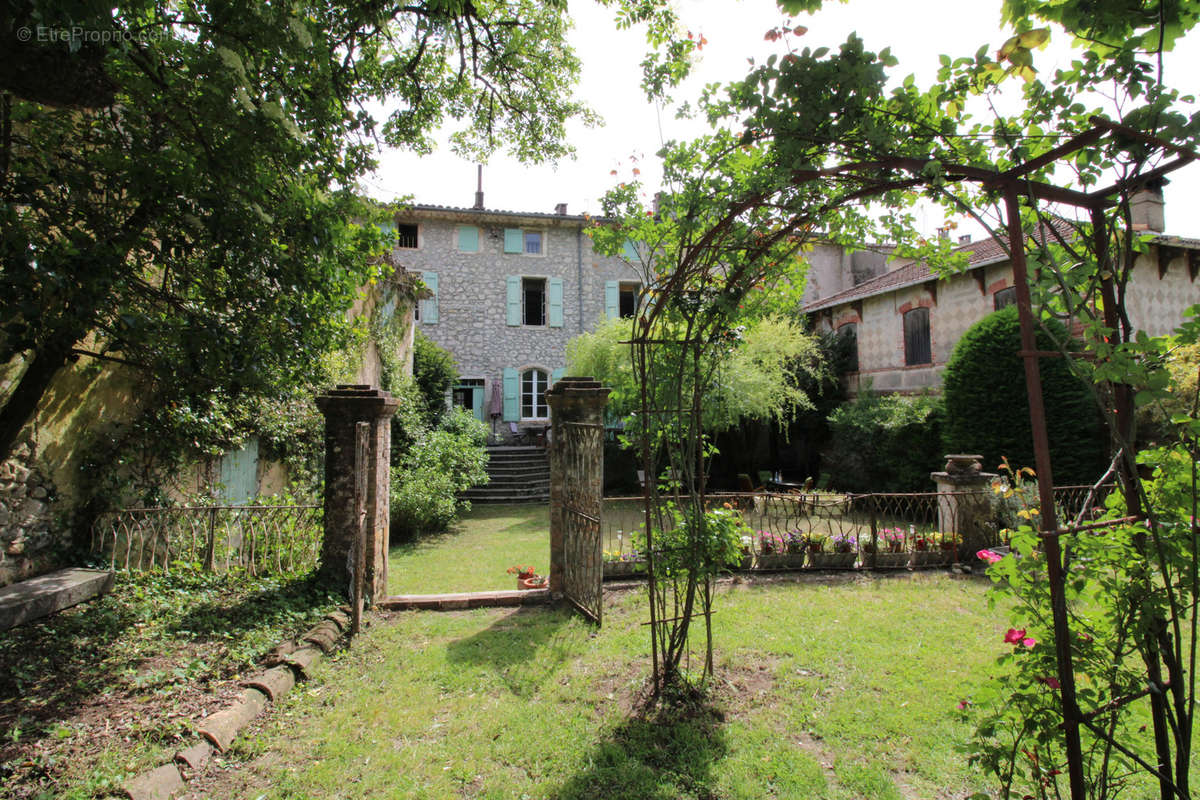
[90,505,322,575]
[601,485,1117,575]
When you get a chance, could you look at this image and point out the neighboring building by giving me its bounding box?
[390,201,641,435]
[803,191,1200,394]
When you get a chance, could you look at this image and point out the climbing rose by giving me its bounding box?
[1004,628,1037,648]
[977,549,1003,564]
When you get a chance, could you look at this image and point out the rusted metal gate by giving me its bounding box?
[560,420,604,623]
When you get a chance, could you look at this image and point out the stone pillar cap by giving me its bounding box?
[314,386,399,415]
[545,376,611,396]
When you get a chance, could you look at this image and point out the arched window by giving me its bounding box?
[993,286,1017,311]
[521,368,549,419]
[903,307,931,366]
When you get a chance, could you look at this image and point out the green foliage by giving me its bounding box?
[411,330,459,426]
[567,314,823,433]
[825,390,945,492]
[0,0,696,480]
[389,380,489,540]
[651,504,750,581]
[942,306,1106,486]
[963,442,1200,798]
[0,565,339,796]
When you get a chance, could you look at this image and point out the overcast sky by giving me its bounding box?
[365,0,1200,238]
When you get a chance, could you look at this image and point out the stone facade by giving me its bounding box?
[0,433,59,586]
[391,204,639,433]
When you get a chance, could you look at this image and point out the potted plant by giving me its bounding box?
[911,532,947,568]
[870,527,911,569]
[521,574,548,590]
[809,533,857,569]
[603,548,646,579]
[507,564,536,590]
[756,530,793,570]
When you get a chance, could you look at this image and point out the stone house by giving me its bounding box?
[390,201,641,437]
[803,193,1200,394]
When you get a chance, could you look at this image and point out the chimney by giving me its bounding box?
[1130,181,1165,233]
[958,234,972,244]
[554,202,568,216]
[937,226,950,240]
[473,165,484,210]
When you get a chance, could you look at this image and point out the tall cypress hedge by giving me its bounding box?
[942,306,1107,485]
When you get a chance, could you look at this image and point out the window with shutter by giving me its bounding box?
[521,368,550,418]
[420,271,438,324]
[618,282,641,318]
[548,278,563,327]
[604,280,619,319]
[457,226,479,253]
[504,228,523,253]
[903,308,932,366]
[522,278,546,326]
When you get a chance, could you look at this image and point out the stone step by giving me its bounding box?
[475,471,549,483]
[0,568,115,631]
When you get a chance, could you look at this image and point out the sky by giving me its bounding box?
[364,0,1200,239]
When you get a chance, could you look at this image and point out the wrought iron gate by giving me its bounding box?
[560,420,604,623]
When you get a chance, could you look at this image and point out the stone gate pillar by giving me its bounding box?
[931,454,997,559]
[315,385,398,603]
[546,377,610,597]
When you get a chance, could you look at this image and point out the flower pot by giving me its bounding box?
[871,551,911,569]
[808,552,857,569]
[911,551,948,568]
[756,553,807,570]
[604,560,646,579]
[521,576,547,590]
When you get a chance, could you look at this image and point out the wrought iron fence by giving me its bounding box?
[90,504,322,575]
[601,485,1116,576]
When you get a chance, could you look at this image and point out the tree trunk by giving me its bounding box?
[0,332,77,464]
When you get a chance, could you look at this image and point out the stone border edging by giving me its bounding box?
[377,588,552,611]
[120,607,352,800]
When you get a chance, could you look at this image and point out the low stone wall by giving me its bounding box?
[0,434,59,588]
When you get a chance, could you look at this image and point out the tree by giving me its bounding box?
[0,0,696,468]
[943,306,1106,485]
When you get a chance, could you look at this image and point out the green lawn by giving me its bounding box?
[199,505,1010,799]
[388,503,551,594]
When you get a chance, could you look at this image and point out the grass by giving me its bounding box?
[0,567,340,800]
[388,504,550,594]
[194,503,1012,799]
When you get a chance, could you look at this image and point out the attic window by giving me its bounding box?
[396,223,419,249]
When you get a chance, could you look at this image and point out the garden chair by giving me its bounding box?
[508,422,532,446]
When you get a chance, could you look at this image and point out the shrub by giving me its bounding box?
[825,390,945,492]
[389,381,489,540]
[412,330,458,426]
[942,306,1106,485]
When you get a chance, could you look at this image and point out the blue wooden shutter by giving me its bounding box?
[622,239,638,261]
[605,280,619,319]
[506,276,521,326]
[502,368,519,421]
[504,228,523,253]
[457,225,478,252]
[551,367,565,387]
[421,271,438,324]
[548,278,564,327]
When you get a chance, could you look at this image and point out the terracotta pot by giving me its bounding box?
[521,576,547,590]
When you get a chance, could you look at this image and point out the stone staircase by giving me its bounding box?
[460,446,550,504]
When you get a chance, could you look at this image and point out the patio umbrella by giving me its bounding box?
[489,380,502,418]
